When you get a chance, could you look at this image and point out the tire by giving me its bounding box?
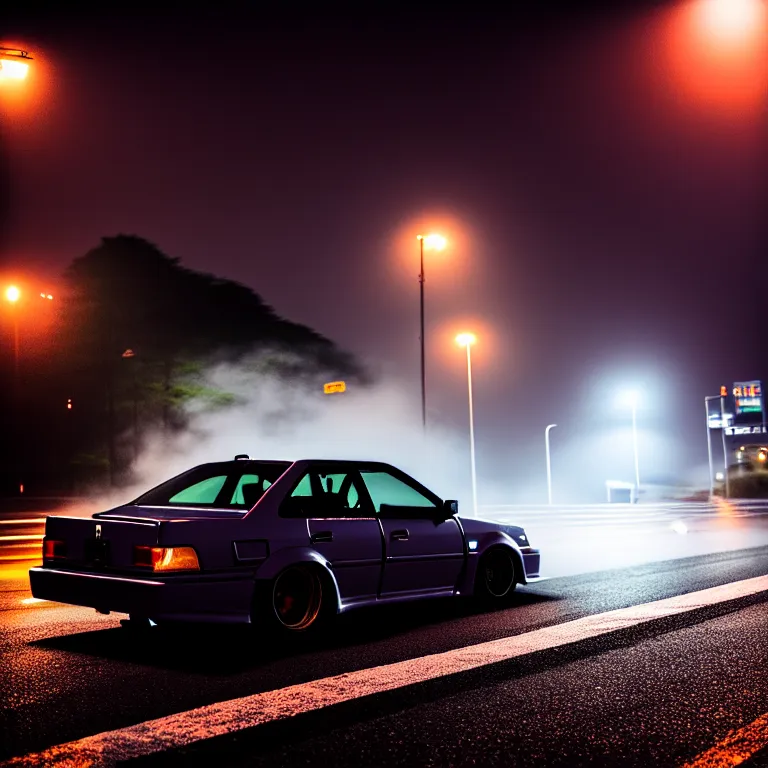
[269,565,325,632]
[475,547,517,602]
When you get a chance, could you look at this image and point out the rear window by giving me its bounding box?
[133,462,290,510]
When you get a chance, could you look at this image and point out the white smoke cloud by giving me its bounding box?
[93,356,491,513]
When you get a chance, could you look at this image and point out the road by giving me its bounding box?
[1,500,768,766]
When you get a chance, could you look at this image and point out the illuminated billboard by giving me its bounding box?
[733,380,763,417]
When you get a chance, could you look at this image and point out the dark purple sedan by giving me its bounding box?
[30,456,541,632]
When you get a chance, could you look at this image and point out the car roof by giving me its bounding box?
[204,458,400,471]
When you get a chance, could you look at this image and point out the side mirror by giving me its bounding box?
[441,499,458,519]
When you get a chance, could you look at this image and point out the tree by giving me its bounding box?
[50,235,367,488]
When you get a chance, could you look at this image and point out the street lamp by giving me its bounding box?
[545,424,557,505]
[4,285,21,381]
[416,233,446,429]
[619,390,641,503]
[3,285,55,383]
[705,393,731,499]
[456,332,478,517]
[0,49,32,81]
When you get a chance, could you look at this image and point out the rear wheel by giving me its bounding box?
[476,547,517,601]
[271,565,324,631]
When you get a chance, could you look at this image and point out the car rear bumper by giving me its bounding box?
[29,567,254,624]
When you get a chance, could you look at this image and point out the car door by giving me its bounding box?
[283,466,383,605]
[360,469,464,597]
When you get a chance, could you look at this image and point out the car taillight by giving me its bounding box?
[133,546,200,572]
[43,538,66,560]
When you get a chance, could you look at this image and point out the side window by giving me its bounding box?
[290,474,313,497]
[169,476,226,505]
[360,471,437,514]
[284,470,368,517]
[317,473,360,510]
[230,474,271,505]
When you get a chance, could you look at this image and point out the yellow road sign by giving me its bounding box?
[323,381,346,395]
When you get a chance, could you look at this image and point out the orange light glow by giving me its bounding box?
[391,214,472,286]
[714,497,736,516]
[418,233,447,251]
[4,285,20,302]
[0,58,29,81]
[662,0,768,113]
[133,545,200,572]
[698,0,766,43]
[0,44,49,117]
[455,332,477,347]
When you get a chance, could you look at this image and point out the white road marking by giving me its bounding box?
[3,574,768,768]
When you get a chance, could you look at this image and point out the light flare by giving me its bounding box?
[714,497,736,516]
[420,233,447,251]
[0,58,29,81]
[4,285,20,302]
[661,0,768,113]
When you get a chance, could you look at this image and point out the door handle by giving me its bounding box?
[311,531,334,543]
[391,529,409,541]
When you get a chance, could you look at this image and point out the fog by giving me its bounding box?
[54,357,768,581]
[89,357,703,514]
[94,360,486,511]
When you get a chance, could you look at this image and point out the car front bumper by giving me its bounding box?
[29,566,254,624]
[520,548,541,582]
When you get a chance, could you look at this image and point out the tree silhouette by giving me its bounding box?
[51,234,367,488]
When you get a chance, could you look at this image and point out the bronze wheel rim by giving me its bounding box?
[273,567,322,630]
[483,550,515,598]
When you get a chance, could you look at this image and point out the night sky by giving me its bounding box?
[1,2,766,499]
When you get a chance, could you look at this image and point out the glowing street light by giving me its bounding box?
[619,390,641,503]
[5,285,20,303]
[456,332,478,517]
[3,285,55,381]
[697,0,766,44]
[0,49,32,82]
[416,233,447,429]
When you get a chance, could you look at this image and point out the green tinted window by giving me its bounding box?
[290,474,313,497]
[230,474,271,505]
[169,476,226,504]
[361,471,435,513]
[318,473,359,508]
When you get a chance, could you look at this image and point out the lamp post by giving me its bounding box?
[619,391,641,503]
[704,395,718,499]
[4,286,54,386]
[703,394,730,499]
[416,233,446,430]
[545,423,557,505]
[4,285,20,384]
[456,332,477,517]
[719,393,731,499]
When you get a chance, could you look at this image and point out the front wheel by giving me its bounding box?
[475,547,517,602]
[270,565,324,632]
